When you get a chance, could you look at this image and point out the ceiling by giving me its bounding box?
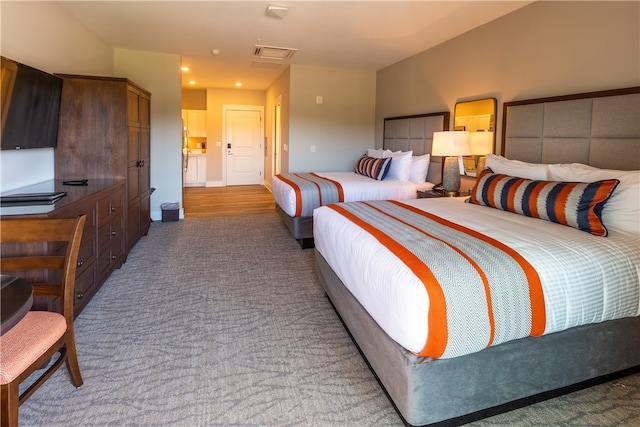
[57,1,532,91]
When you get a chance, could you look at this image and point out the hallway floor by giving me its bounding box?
[182,185,276,218]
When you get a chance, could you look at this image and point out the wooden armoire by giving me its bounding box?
[54,75,151,254]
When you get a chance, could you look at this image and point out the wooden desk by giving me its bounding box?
[0,275,33,335]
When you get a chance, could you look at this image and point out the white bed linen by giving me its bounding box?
[272,172,433,217]
[314,197,640,356]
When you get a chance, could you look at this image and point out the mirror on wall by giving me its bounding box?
[454,98,497,176]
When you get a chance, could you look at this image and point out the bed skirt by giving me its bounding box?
[315,251,640,426]
[276,205,314,248]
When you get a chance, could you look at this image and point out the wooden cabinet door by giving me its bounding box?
[139,128,150,194]
[127,127,140,203]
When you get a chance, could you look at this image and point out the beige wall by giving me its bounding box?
[205,88,266,184]
[376,1,640,154]
[288,64,377,173]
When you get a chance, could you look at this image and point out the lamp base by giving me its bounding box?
[442,156,461,193]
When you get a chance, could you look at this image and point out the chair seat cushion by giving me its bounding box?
[0,311,67,384]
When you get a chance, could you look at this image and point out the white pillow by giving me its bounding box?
[367,148,394,159]
[485,154,549,180]
[386,150,413,181]
[548,163,640,235]
[409,154,430,183]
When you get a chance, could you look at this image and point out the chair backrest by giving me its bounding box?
[0,215,86,324]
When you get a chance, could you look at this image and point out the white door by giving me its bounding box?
[224,106,263,186]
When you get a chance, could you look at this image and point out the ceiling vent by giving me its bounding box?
[253,45,297,61]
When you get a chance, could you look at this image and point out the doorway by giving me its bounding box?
[223,105,264,186]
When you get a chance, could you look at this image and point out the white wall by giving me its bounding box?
[0,1,114,191]
[114,49,183,221]
[288,65,376,172]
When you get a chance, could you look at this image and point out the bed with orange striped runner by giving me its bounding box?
[327,199,546,359]
[275,173,344,217]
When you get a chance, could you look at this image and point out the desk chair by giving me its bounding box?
[0,215,86,427]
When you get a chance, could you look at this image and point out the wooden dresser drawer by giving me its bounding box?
[74,263,97,311]
[75,234,96,276]
[97,187,124,224]
[98,214,123,253]
[97,236,124,278]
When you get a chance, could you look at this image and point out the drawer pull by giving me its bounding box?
[110,205,117,212]
[76,292,84,300]
[110,230,117,236]
[111,254,117,261]
[77,259,84,267]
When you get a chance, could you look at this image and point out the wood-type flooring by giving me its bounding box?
[183,185,276,218]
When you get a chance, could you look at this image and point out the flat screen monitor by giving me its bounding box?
[1,56,63,150]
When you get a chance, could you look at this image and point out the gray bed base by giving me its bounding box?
[276,205,314,249]
[316,252,640,426]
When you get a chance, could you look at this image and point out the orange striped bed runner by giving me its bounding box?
[275,173,344,217]
[328,200,546,359]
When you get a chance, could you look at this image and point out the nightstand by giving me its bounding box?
[417,190,464,198]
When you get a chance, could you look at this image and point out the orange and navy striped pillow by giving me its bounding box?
[469,168,620,236]
[355,155,392,180]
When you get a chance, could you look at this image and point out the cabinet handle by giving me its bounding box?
[76,292,84,300]
[77,259,84,267]
[110,204,117,212]
[111,254,117,261]
[110,229,117,236]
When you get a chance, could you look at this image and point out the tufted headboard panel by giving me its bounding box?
[502,87,640,170]
[383,111,450,184]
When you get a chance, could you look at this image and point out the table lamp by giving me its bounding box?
[470,131,494,173]
[431,131,471,194]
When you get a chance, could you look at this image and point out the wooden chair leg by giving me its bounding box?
[65,331,83,387]
[1,381,19,427]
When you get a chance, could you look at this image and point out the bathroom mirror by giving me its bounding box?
[454,98,497,176]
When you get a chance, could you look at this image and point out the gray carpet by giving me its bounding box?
[19,213,640,426]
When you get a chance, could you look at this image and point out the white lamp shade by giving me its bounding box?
[470,131,494,155]
[431,131,472,156]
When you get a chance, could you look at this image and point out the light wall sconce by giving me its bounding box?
[432,131,472,194]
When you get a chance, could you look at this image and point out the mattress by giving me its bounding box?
[272,171,433,217]
[313,197,640,359]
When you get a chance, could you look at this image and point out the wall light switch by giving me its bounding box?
[215,141,221,147]
[310,145,316,153]
[283,144,288,152]
[315,96,323,105]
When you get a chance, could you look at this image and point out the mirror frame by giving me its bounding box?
[454,98,497,176]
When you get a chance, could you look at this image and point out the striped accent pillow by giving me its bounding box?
[355,155,392,180]
[469,168,620,236]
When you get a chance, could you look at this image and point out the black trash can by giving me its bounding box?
[161,202,179,222]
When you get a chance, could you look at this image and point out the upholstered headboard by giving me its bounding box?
[502,87,640,170]
[383,111,450,184]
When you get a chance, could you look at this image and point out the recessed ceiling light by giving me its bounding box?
[235,82,242,87]
[181,67,189,71]
[189,81,196,85]
[211,49,221,56]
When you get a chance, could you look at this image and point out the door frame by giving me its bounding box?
[272,95,282,178]
[222,104,265,186]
